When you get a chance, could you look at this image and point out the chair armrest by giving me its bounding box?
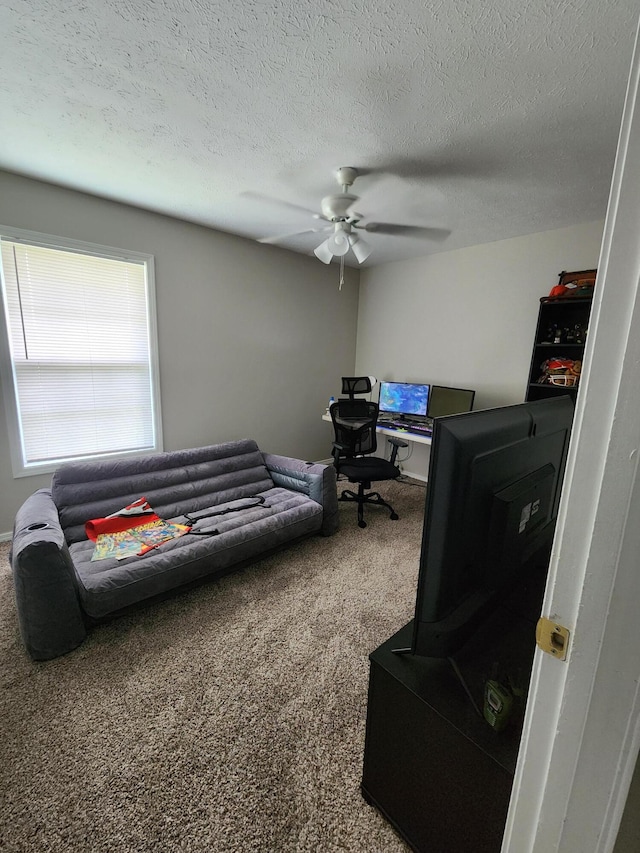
[387,436,409,447]
[11,489,86,660]
[262,453,339,535]
[386,436,409,465]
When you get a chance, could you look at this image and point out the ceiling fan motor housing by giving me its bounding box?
[321,193,359,221]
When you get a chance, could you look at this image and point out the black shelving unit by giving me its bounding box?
[525,270,596,403]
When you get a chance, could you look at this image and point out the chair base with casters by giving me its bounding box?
[333,433,409,529]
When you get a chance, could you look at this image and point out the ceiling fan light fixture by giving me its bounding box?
[326,227,350,257]
[349,234,372,264]
[313,238,334,264]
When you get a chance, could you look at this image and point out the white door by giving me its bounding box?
[502,22,640,853]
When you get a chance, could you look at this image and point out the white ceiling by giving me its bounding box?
[1,1,638,267]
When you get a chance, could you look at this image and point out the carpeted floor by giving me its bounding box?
[0,478,427,853]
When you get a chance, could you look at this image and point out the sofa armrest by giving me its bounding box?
[11,489,86,660]
[262,454,339,536]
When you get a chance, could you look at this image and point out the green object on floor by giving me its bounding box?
[483,679,514,732]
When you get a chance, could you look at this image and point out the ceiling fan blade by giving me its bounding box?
[258,225,332,245]
[358,223,451,241]
[345,175,406,219]
[241,191,322,219]
[346,174,448,223]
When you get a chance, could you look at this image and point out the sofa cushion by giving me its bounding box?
[68,486,322,617]
[52,439,274,544]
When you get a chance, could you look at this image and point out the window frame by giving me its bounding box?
[0,225,163,478]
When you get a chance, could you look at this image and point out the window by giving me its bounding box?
[0,227,162,477]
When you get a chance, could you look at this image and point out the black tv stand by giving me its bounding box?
[392,645,484,718]
[362,604,539,852]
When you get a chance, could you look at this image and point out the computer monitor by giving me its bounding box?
[427,385,475,418]
[410,395,574,659]
[378,381,430,418]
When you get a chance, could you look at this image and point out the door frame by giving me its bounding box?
[503,21,640,853]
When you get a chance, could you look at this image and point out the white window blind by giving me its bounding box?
[0,232,162,476]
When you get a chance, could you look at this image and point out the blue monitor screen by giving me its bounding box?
[379,381,430,417]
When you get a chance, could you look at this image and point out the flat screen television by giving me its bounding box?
[379,381,430,418]
[427,385,475,418]
[409,395,574,659]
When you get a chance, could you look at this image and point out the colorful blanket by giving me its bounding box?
[87,498,189,561]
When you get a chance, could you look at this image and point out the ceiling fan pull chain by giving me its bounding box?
[339,256,345,290]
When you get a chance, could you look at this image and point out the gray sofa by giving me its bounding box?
[10,439,338,660]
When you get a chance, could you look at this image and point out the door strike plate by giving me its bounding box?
[536,617,570,661]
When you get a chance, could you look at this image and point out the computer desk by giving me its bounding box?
[321,413,432,447]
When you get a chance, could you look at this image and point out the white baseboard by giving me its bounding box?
[400,468,428,483]
[0,531,12,542]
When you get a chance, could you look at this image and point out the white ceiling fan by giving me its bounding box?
[247,166,450,285]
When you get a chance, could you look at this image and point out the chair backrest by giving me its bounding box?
[330,400,379,459]
[341,376,372,399]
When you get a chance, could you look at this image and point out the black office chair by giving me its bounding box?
[330,399,408,528]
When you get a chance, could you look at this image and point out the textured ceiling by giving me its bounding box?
[1,0,638,266]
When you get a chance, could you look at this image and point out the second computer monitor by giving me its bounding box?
[379,381,430,418]
[427,385,475,418]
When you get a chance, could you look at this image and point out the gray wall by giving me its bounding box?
[614,757,640,852]
[0,171,359,535]
[356,220,604,480]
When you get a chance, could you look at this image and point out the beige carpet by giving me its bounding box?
[0,479,427,853]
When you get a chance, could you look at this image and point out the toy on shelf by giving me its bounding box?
[541,322,587,345]
[537,357,582,386]
[546,269,596,300]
